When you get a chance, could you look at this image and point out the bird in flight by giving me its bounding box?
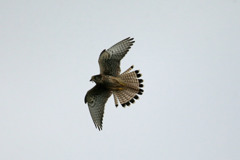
[84,37,144,130]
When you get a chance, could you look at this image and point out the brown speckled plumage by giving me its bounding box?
[85,37,144,130]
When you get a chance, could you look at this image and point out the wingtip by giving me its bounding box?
[125,37,135,44]
[96,125,103,131]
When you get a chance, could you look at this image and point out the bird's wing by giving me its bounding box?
[98,37,135,76]
[84,85,112,130]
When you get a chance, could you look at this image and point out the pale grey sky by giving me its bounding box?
[1,0,240,160]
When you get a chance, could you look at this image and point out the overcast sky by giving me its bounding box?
[1,0,240,160]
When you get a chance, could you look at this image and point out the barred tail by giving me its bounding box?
[113,65,144,107]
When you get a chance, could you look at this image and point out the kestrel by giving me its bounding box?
[84,37,144,130]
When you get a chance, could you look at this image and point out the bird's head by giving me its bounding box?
[90,74,103,84]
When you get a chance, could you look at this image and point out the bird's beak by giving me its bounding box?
[90,77,93,82]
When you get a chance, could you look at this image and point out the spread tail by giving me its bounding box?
[113,65,144,107]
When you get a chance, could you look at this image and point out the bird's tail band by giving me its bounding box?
[113,65,144,107]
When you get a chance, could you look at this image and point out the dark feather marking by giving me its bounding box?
[137,74,142,78]
[122,103,126,107]
[134,95,139,99]
[138,79,143,83]
[130,99,135,103]
[138,89,144,95]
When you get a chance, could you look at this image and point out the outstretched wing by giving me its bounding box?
[98,37,135,76]
[84,85,112,130]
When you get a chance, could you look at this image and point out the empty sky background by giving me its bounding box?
[1,0,240,160]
